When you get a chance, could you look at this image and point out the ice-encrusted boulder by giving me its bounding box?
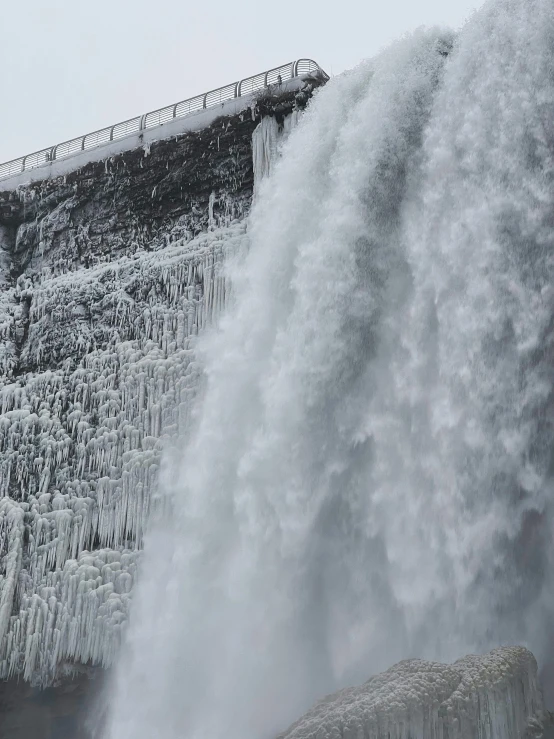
[278,647,548,739]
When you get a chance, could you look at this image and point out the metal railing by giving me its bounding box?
[0,59,327,183]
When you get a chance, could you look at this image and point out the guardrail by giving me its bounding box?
[0,58,327,183]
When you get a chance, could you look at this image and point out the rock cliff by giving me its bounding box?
[0,79,321,690]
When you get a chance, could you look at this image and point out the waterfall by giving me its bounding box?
[103,0,554,736]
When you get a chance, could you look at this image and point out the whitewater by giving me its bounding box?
[103,0,554,736]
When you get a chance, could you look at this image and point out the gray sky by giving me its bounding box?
[1,0,486,163]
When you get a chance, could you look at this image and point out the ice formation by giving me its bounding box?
[279,647,545,739]
[0,217,248,684]
[252,112,300,191]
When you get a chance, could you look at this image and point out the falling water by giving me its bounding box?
[104,0,554,736]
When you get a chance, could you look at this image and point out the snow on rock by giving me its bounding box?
[278,647,545,739]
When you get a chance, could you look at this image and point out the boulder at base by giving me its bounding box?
[279,647,553,739]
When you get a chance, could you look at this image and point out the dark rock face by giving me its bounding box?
[0,111,256,305]
[0,83,318,283]
[0,669,104,739]
[0,114,258,390]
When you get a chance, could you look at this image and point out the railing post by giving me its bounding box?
[264,71,269,87]
[50,146,56,161]
[81,136,86,151]
[21,156,26,173]
[234,82,239,99]
[110,126,115,141]
[139,114,146,131]
[173,104,178,118]
[203,94,207,109]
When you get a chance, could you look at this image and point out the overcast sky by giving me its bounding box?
[1,0,486,163]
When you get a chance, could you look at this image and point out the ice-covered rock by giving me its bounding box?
[278,647,546,739]
[0,88,306,686]
[0,221,244,685]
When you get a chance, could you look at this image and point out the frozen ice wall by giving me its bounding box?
[0,92,308,687]
[0,222,245,685]
[102,0,554,737]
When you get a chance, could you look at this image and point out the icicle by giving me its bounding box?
[0,217,246,684]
